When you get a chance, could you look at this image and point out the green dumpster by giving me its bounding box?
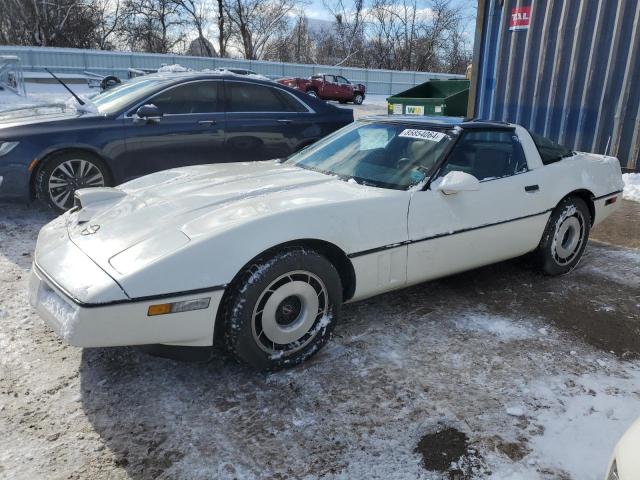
[386,79,470,117]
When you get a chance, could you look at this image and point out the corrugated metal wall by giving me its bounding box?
[0,46,463,96]
[472,0,640,171]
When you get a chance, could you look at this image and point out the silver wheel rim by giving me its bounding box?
[48,159,105,210]
[355,94,363,104]
[308,91,317,97]
[251,270,329,356]
[552,209,585,266]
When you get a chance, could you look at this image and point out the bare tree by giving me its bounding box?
[224,0,297,60]
[216,0,231,57]
[174,0,215,56]
[121,0,186,53]
[321,0,365,66]
[93,0,124,49]
[0,0,100,47]
[264,14,314,63]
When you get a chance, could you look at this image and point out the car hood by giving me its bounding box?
[66,160,364,272]
[0,104,95,129]
[51,159,409,299]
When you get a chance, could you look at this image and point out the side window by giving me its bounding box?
[324,75,336,83]
[337,76,350,85]
[273,89,308,112]
[439,130,527,181]
[150,81,220,114]
[528,130,573,164]
[228,82,300,112]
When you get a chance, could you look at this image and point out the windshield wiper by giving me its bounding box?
[45,67,85,106]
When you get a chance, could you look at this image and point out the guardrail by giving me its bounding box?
[0,46,464,96]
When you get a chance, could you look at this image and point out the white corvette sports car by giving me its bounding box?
[29,117,623,370]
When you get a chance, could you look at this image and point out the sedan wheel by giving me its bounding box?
[222,248,342,370]
[36,153,111,213]
[536,196,591,275]
[353,93,364,105]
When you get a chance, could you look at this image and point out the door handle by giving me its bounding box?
[197,120,217,126]
[525,184,540,192]
[277,119,293,124]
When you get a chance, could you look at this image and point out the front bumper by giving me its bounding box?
[29,264,223,347]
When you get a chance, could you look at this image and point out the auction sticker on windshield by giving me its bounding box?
[399,129,447,142]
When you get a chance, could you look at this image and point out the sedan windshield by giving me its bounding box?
[286,121,455,189]
[91,77,168,114]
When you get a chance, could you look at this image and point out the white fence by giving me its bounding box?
[0,46,463,96]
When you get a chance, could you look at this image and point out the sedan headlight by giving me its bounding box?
[0,141,19,157]
[607,459,619,480]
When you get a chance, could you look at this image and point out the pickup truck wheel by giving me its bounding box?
[536,196,591,275]
[353,93,364,105]
[222,248,342,371]
[35,152,112,213]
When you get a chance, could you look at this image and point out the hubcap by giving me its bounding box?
[552,209,585,265]
[252,270,329,356]
[48,159,105,210]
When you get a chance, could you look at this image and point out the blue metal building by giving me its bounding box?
[469,0,640,171]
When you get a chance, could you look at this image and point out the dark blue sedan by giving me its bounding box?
[0,72,353,211]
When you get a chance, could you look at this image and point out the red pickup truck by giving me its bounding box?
[277,74,366,105]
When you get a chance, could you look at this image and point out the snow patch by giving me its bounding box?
[37,286,80,341]
[157,64,191,73]
[454,313,537,341]
[506,406,525,417]
[622,173,640,202]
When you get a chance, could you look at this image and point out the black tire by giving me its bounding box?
[353,93,364,105]
[35,151,112,213]
[100,75,121,91]
[535,196,591,275]
[221,248,342,371]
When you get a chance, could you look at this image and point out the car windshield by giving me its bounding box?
[286,121,455,189]
[91,77,168,114]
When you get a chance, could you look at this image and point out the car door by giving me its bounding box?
[222,80,318,162]
[336,76,354,101]
[321,75,339,99]
[122,79,225,179]
[406,128,549,284]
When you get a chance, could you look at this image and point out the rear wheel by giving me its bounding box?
[35,151,112,213]
[306,90,318,98]
[222,248,342,371]
[535,196,591,275]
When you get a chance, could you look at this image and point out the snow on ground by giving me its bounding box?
[1,202,639,480]
[623,173,640,203]
[0,82,94,112]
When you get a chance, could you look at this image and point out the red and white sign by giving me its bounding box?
[509,6,532,31]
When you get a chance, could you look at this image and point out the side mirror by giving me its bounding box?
[134,104,162,123]
[434,171,480,195]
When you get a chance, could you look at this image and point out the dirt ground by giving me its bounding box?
[0,199,638,480]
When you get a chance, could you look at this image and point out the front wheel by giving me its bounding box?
[353,93,364,105]
[535,196,591,275]
[222,248,342,371]
[35,152,112,213]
